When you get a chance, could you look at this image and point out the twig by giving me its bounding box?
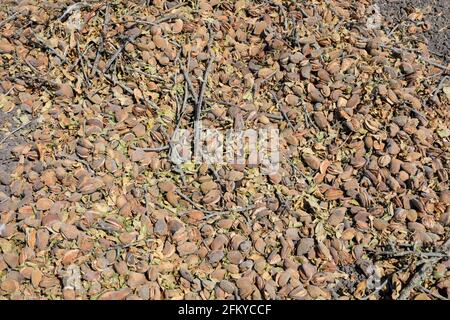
[161,2,188,14]
[132,145,170,152]
[419,56,450,73]
[375,250,449,258]
[418,285,448,301]
[202,205,256,220]
[361,279,389,300]
[270,90,295,130]
[432,76,448,98]
[176,190,211,212]
[76,40,91,87]
[103,31,141,73]
[302,103,319,131]
[193,25,215,160]
[176,189,255,219]
[128,15,185,27]
[387,22,402,37]
[252,70,277,98]
[155,14,183,24]
[204,99,237,108]
[380,44,450,73]
[59,1,89,22]
[57,152,95,174]
[31,32,67,63]
[400,104,428,125]
[172,165,187,186]
[264,113,283,121]
[0,11,21,29]
[176,79,188,129]
[124,67,165,82]
[92,4,110,76]
[112,237,157,250]
[181,51,199,103]
[398,258,440,300]
[3,86,15,97]
[337,133,353,149]
[0,119,36,147]
[193,56,214,159]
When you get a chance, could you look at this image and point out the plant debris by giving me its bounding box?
[0,0,448,300]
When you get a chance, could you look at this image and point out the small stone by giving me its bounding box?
[309,87,324,102]
[60,223,79,240]
[0,39,14,53]
[400,62,415,75]
[203,189,221,205]
[1,279,19,293]
[254,21,267,35]
[132,123,146,137]
[177,242,198,256]
[219,280,236,294]
[99,288,132,300]
[302,153,321,170]
[313,112,328,129]
[56,83,74,98]
[153,35,168,49]
[208,250,224,263]
[227,171,244,181]
[0,170,10,185]
[300,263,317,279]
[285,94,299,106]
[127,272,147,288]
[154,219,168,236]
[172,19,184,33]
[268,172,282,184]
[297,238,315,256]
[227,250,243,264]
[373,219,388,231]
[328,207,346,226]
[36,198,54,211]
[258,67,274,78]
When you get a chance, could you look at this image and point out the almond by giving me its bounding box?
[203,189,221,205]
[302,153,321,170]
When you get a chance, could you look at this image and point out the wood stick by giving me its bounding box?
[0,119,36,146]
[103,31,140,73]
[398,258,439,300]
[0,11,21,29]
[418,285,449,301]
[270,90,295,130]
[92,4,110,76]
[59,1,89,22]
[193,56,214,159]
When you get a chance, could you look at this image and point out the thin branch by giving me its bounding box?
[193,55,214,159]
[59,1,90,22]
[92,4,110,76]
[0,119,36,147]
[361,279,389,300]
[418,285,449,301]
[270,90,295,130]
[398,258,440,300]
[133,145,170,152]
[0,11,21,29]
[103,31,141,73]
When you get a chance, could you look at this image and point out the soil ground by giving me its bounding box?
[377,0,449,61]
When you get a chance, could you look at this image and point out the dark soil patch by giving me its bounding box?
[0,105,34,208]
[377,0,450,61]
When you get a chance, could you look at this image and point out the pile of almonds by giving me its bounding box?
[0,0,448,300]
